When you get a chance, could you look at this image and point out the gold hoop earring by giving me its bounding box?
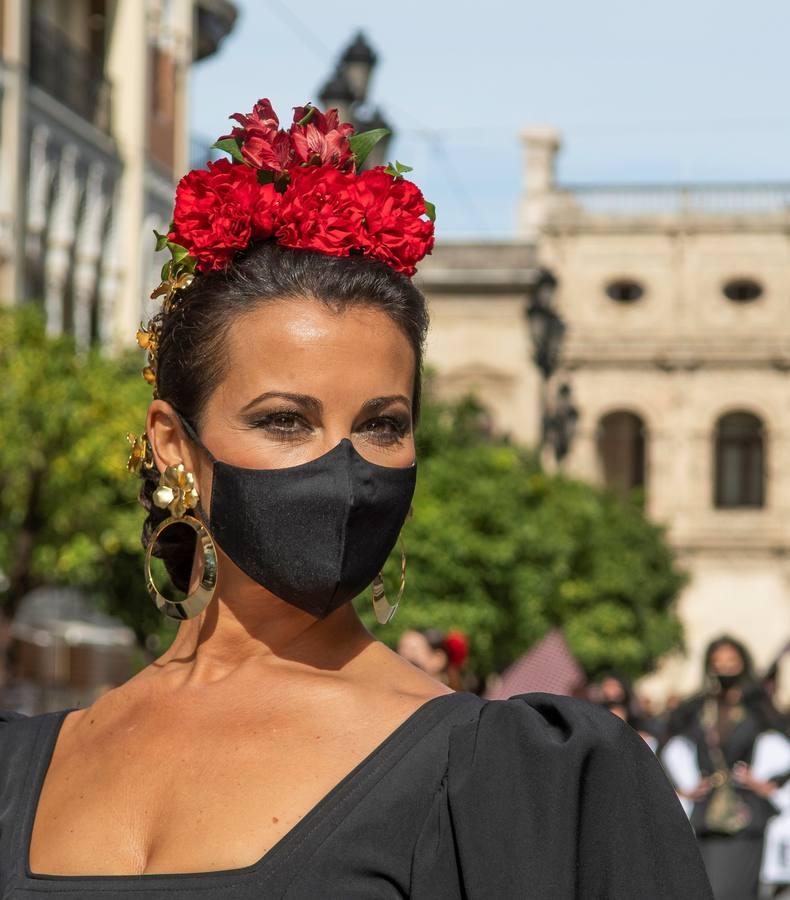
[145,515,217,620]
[371,539,406,625]
[145,463,217,620]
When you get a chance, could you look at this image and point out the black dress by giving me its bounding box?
[0,691,712,899]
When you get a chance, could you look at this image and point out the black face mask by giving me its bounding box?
[178,416,416,619]
[715,673,742,691]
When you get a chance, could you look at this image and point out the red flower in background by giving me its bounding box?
[289,105,356,171]
[348,168,435,276]
[169,158,279,271]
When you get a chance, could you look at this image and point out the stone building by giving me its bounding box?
[0,0,236,349]
[419,128,790,699]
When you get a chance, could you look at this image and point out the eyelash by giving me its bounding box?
[249,410,410,446]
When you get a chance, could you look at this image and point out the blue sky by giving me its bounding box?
[191,0,790,238]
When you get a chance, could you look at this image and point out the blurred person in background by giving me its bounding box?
[586,671,660,750]
[661,636,789,900]
[397,627,470,692]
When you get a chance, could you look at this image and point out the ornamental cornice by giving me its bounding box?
[563,337,790,370]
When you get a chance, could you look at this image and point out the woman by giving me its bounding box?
[0,98,711,898]
[662,635,788,900]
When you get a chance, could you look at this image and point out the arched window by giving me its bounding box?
[597,411,646,498]
[714,412,765,508]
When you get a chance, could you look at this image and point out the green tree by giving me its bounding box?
[359,388,686,680]
[0,307,161,643]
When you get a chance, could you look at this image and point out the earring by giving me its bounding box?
[153,463,199,518]
[145,463,217,620]
[371,539,407,625]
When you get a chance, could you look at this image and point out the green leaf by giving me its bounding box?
[384,159,415,179]
[211,138,246,164]
[153,230,169,252]
[424,200,436,222]
[349,129,390,167]
[160,260,171,281]
[256,170,276,185]
[166,242,190,264]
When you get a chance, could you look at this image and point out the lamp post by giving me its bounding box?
[525,268,579,465]
[318,31,393,169]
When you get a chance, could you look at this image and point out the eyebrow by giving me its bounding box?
[240,391,323,415]
[239,392,412,416]
[361,395,412,414]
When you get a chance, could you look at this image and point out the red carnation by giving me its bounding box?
[348,168,434,275]
[223,98,294,175]
[289,105,356,171]
[275,167,358,257]
[169,158,279,271]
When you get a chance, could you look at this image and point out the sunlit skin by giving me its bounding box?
[29,299,451,877]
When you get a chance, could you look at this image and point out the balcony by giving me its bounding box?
[562,182,790,217]
[29,14,112,132]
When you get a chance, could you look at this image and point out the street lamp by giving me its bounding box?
[318,69,356,127]
[525,268,579,464]
[318,32,393,170]
[338,31,377,103]
[545,383,579,463]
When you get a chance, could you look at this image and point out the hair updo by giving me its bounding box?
[139,241,430,592]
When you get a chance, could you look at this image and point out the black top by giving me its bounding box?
[0,692,712,899]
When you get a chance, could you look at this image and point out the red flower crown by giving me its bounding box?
[157,98,434,280]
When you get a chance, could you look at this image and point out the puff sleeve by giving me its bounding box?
[410,693,712,899]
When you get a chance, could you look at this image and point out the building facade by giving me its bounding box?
[0,0,236,349]
[420,129,790,699]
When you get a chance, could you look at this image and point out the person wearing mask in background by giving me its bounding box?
[661,635,789,900]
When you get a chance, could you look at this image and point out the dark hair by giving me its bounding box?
[703,634,754,680]
[139,242,429,591]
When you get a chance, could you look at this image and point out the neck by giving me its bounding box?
[154,546,375,686]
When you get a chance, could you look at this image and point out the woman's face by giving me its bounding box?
[709,643,745,677]
[191,298,416,489]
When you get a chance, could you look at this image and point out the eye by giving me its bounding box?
[250,410,312,441]
[358,415,410,446]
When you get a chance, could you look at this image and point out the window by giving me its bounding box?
[597,411,646,498]
[605,279,644,303]
[714,412,764,508]
[722,278,762,303]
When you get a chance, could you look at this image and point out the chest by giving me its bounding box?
[28,713,385,877]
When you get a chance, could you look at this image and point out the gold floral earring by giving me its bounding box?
[145,463,218,620]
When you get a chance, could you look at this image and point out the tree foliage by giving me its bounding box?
[1,309,686,678]
[0,307,159,642]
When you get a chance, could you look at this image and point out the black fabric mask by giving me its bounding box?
[715,673,742,691]
[178,416,416,619]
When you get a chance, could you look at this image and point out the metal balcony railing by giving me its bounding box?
[29,14,112,132]
[559,183,790,217]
